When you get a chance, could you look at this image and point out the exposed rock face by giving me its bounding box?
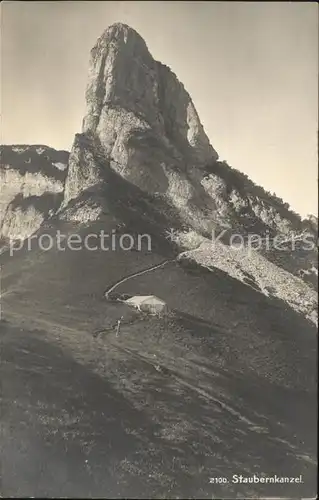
[62,23,317,290]
[61,23,318,321]
[65,24,311,238]
[0,145,68,240]
[82,23,217,166]
[3,24,316,323]
[61,23,220,230]
[62,134,105,209]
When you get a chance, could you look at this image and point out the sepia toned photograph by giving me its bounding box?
[0,1,318,498]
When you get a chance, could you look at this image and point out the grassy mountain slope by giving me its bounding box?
[1,213,317,497]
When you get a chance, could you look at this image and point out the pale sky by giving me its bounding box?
[1,1,318,217]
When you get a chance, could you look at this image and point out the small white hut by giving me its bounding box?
[124,295,168,315]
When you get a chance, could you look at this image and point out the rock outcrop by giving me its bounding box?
[2,24,316,323]
[62,23,317,293]
[82,24,217,166]
[60,23,318,322]
[64,24,314,240]
[63,23,222,233]
[0,145,68,240]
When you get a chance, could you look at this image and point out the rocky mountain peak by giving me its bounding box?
[82,23,218,173]
[2,25,316,322]
[92,22,150,56]
[64,25,317,245]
